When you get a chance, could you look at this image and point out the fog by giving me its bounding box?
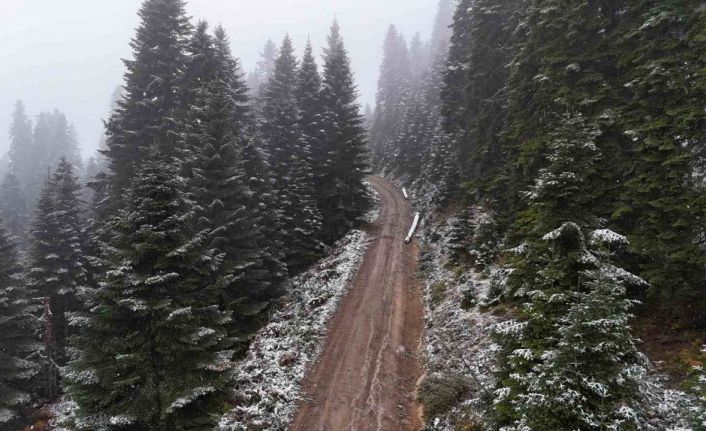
[0,0,437,158]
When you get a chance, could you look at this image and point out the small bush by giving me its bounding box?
[430,281,447,306]
[418,374,471,420]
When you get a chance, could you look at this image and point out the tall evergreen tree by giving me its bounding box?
[318,21,371,243]
[31,111,84,199]
[8,101,34,201]
[103,0,192,202]
[26,159,85,399]
[370,25,412,169]
[65,155,233,431]
[492,114,646,429]
[260,35,324,270]
[0,220,40,430]
[0,172,30,247]
[614,1,706,325]
[239,137,289,303]
[442,0,527,208]
[213,25,251,134]
[184,22,286,343]
[296,39,326,181]
[493,224,646,430]
[247,39,277,106]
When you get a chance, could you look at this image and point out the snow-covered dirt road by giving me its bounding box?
[290,176,425,431]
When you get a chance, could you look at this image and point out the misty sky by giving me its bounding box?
[0,0,438,158]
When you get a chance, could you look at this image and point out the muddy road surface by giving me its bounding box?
[290,176,424,431]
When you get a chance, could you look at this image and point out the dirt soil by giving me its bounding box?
[290,176,425,431]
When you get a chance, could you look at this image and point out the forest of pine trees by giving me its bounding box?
[1,0,705,429]
[0,0,370,428]
[372,0,705,429]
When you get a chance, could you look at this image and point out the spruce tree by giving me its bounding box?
[0,220,40,430]
[492,114,646,429]
[260,35,324,271]
[493,224,646,430]
[247,39,277,106]
[213,26,251,134]
[239,137,289,303]
[296,39,326,185]
[442,0,527,207]
[0,172,30,247]
[65,155,233,431]
[26,159,85,399]
[370,25,412,170]
[614,1,706,325]
[103,0,192,201]
[318,21,371,243]
[8,101,34,201]
[184,22,285,344]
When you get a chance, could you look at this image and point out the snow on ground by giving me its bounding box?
[364,180,381,223]
[219,203,378,431]
[418,215,503,430]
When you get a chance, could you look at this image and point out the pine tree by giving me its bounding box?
[318,21,371,243]
[296,39,326,184]
[0,220,40,430]
[26,159,85,399]
[492,113,646,429]
[408,32,428,80]
[239,137,289,304]
[8,101,34,201]
[31,111,84,201]
[0,172,30,247]
[370,25,412,170]
[184,22,285,344]
[65,155,233,431]
[442,0,527,209]
[104,0,192,201]
[247,39,277,106]
[614,1,706,326]
[493,224,646,430]
[260,35,324,270]
[181,21,219,122]
[213,26,251,134]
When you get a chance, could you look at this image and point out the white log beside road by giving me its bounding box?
[405,212,420,244]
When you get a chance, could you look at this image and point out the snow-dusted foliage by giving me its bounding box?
[218,221,372,430]
[418,209,698,430]
[0,220,40,429]
[418,214,503,430]
[691,346,706,430]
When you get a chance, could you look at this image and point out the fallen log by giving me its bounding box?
[405,212,420,244]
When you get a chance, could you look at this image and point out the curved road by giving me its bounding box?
[290,176,424,431]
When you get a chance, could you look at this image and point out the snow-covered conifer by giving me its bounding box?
[183,22,286,342]
[65,154,233,431]
[318,21,371,243]
[26,158,85,400]
[260,35,324,270]
[103,0,192,202]
[0,220,40,429]
[0,172,30,247]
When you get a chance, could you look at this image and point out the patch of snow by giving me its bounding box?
[418,216,503,429]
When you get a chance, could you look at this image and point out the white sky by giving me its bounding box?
[0,0,438,157]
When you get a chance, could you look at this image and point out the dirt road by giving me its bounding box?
[290,176,424,431]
